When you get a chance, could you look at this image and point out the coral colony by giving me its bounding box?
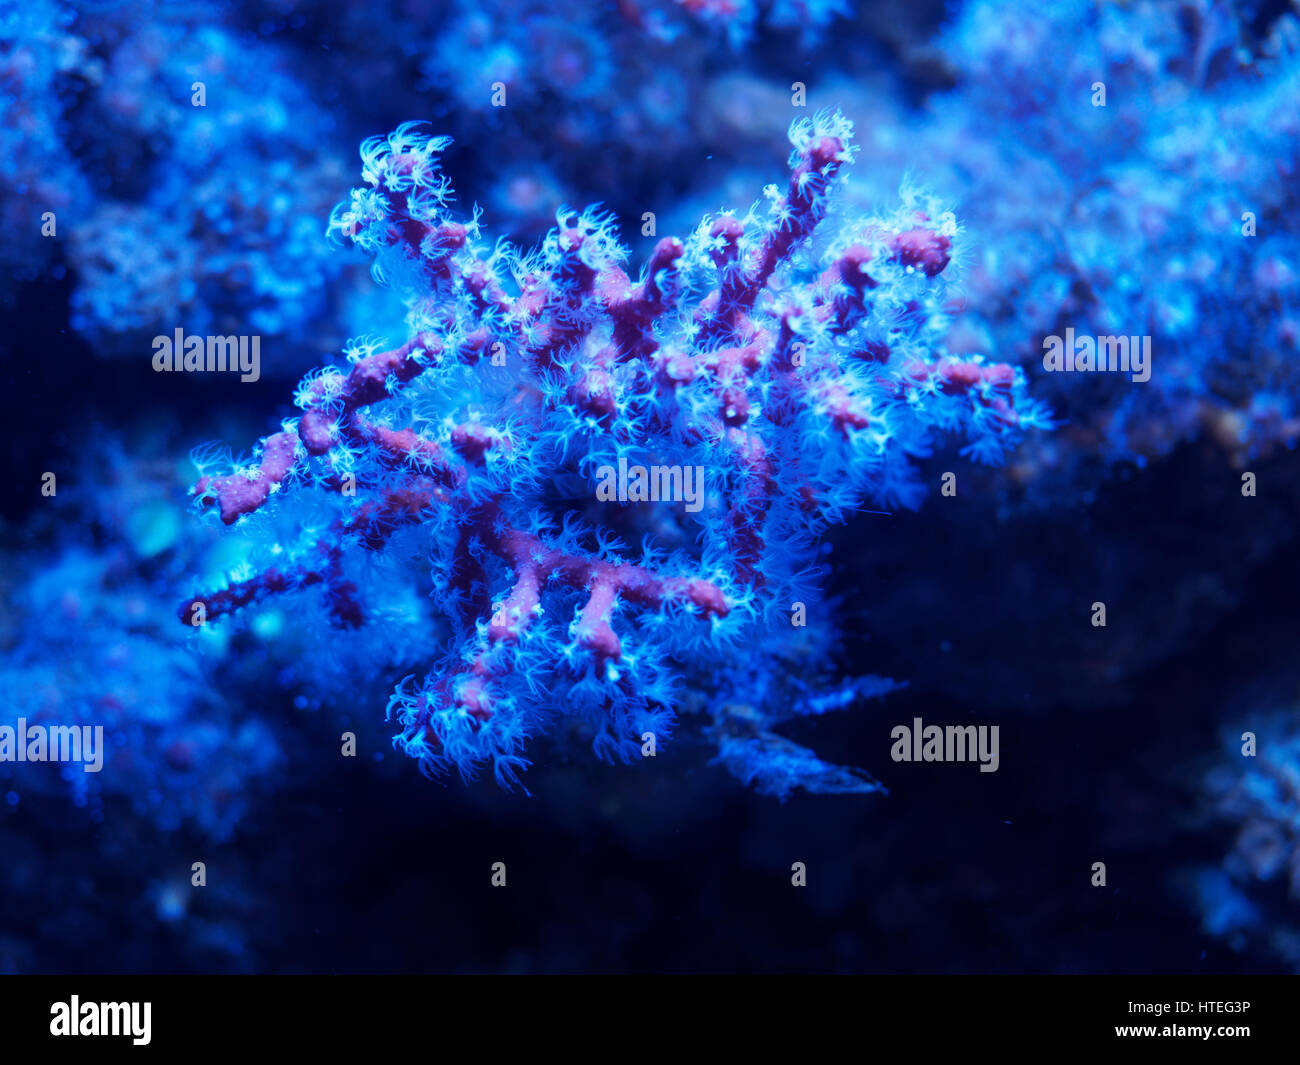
[179,113,1049,794]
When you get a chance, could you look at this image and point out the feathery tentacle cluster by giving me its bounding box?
[180,112,1049,793]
